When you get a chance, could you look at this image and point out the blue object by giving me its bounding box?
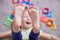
[9,14,14,19]
[23,2,30,5]
[45,11,53,18]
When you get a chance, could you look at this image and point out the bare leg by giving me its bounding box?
[28,7,40,40]
[12,5,25,40]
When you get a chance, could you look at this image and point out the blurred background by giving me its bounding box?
[0,0,60,40]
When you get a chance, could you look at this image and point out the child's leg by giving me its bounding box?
[39,32,59,40]
[29,30,40,40]
[28,7,40,40]
[12,31,22,40]
[12,5,25,40]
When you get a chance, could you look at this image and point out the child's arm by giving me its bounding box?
[0,30,11,38]
[12,5,24,40]
[39,32,60,40]
[28,6,40,40]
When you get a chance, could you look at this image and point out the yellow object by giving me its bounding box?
[50,22,57,30]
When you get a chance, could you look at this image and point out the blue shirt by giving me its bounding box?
[12,29,40,40]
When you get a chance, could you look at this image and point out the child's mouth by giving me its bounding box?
[26,22,31,24]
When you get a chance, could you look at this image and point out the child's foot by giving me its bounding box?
[14,5,25,27]
[28,6,40,33]
[28,6,39,22]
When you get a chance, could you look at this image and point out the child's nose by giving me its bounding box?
[27,18,30,20]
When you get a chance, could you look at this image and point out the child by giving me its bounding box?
[0,4,59,40]
[12,4,40,40]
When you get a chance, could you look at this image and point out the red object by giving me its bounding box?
[42,8,50,14]
[12,0,18,4]
[40,16,49,23]
[11,11,15,15]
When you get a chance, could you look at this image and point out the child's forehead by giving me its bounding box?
[23,13,29,17]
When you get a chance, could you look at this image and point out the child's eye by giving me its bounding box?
[24,16,28,18]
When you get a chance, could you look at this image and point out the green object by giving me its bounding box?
[4,15,14,27]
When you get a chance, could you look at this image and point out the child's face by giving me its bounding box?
[21,11,32,29]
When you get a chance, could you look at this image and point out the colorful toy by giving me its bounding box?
[50,23,57,30]
[46,19,54,27]
[42,8,50,14]
[46,19,57,30]
[12,0,34,6]
[40,16,49,23]
[41,7,57,30]
[4,14,14,26]
[42,8,52,18]
[11,11,15,15]
[22,0,30,5]
[45,10,53,18]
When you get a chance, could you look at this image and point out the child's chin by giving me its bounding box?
[25,25,31,28]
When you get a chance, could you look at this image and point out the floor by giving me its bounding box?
[0,0,60,40]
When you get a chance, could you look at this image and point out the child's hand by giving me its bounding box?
[28,6,40,33]
[13,5,25,32]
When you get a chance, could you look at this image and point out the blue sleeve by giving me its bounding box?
[29,30,40,40]
[12,30,22,40]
